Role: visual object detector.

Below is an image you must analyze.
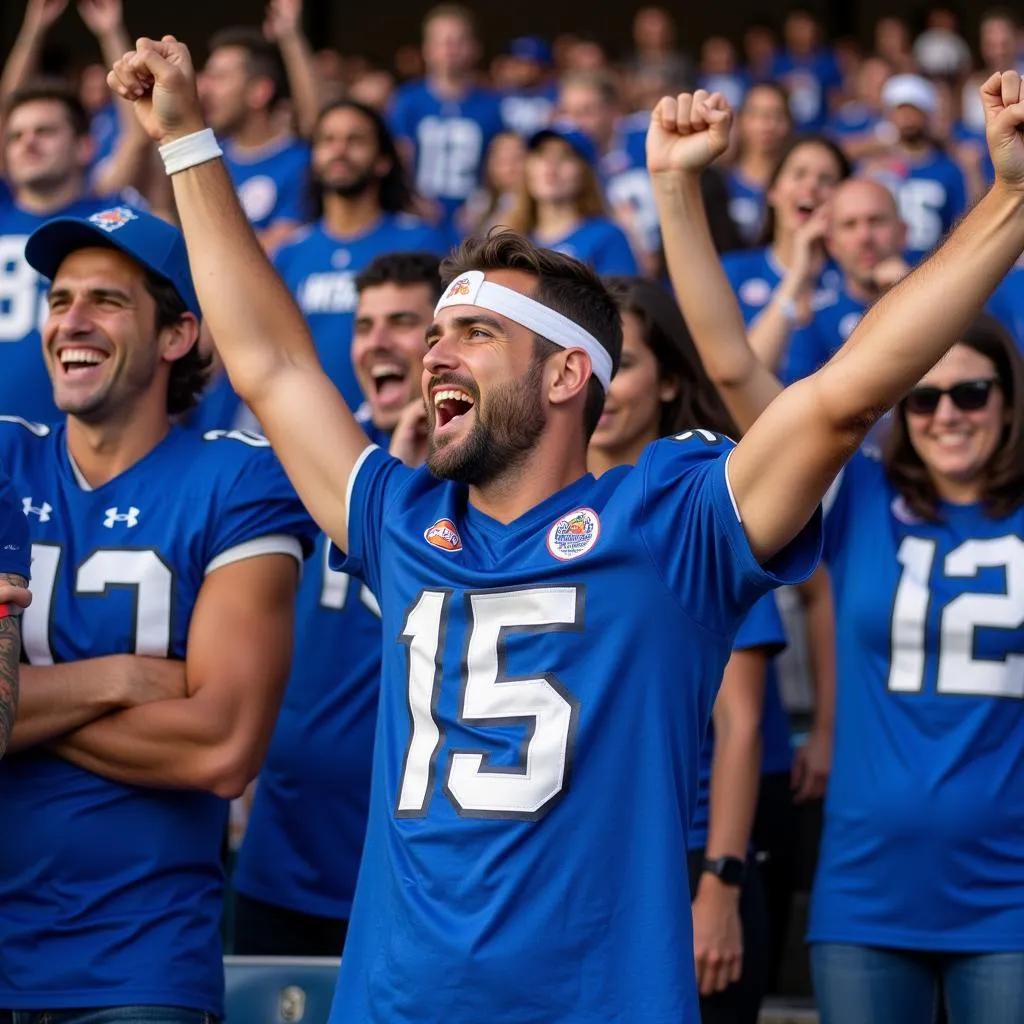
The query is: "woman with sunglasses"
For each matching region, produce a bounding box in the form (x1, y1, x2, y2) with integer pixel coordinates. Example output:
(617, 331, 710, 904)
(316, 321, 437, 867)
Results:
(587, 276, 808, 1024)
(652, 88, 1024, 1024)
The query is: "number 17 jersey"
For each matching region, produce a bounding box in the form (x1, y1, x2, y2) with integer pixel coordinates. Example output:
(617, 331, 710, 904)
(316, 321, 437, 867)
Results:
(329, 435, 821, 1023)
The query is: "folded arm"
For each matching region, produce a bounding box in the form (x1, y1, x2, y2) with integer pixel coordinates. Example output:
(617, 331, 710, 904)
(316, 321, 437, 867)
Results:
(51, 553, 298, 799)
(0, 572, 28, 757)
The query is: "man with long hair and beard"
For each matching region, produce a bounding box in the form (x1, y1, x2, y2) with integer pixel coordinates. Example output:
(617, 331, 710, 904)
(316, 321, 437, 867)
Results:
(111, 35, 1024, 1024)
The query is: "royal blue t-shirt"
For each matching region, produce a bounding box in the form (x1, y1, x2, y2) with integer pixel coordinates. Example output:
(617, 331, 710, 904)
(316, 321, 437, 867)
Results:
(222, 135, 310, 232)
(722, 246, 842, 326)
(782, 289, 868, 384)
(985, 262, 1024, 350)
(690, 592, 787, 850)
(724, 167, 767, 246)
(535, 216, 639, 277)
(808, 450, 1024, 951)
(0, 193, 141, 424)
(389, 80, 504, 228)
(234, 416, 390, 921)
(771, 50, 842, 131)
(326, 432, 821, 1022)
(268, 215, 450, 411)
(500, 85, 557, 138)
(0, 419, 314, 1013)
(865, 152, 967, 262)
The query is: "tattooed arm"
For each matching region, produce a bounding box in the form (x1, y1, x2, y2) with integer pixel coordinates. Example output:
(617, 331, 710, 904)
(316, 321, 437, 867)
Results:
(0, 572, 30, 758)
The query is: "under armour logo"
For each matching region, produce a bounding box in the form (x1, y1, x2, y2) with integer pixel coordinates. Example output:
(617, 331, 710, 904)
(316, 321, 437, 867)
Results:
(103, 506, 140, 529)
(23, 497, 52, 522)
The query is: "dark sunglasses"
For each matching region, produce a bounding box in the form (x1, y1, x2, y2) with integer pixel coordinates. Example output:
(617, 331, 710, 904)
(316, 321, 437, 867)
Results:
(904, 378, 1000, 416)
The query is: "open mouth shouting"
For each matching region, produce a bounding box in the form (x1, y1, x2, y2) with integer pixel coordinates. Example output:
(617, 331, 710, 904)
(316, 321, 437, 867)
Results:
(368, 358, 411, 410)
(432, 385, 477, 438)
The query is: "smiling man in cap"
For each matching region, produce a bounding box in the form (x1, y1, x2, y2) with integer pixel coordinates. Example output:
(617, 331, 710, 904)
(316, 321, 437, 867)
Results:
(0, 204, 314, 1020)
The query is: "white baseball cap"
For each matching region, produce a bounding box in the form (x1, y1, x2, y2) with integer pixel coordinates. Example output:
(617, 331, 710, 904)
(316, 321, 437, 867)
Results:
(881, 74, 938, 116)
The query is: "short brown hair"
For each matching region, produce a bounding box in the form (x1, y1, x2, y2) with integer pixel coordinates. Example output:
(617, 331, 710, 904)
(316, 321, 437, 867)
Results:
(440, 230, 623, 440)
(3, 82, 90, 138)
(207, 27, 288, 107)
(883, 314, 1024, 521)
(142, 272, 211, 416)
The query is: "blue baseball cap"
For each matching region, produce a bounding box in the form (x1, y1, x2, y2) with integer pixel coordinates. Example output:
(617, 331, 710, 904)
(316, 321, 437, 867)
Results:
(25, 206, 202, 319)
(528, 123, 598, 167)
(509, 36, 552, 67)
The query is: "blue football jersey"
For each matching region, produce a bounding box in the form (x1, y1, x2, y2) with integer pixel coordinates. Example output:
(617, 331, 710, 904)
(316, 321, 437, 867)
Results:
(722, 246, 841, 325)
(690, 592, 787, 851)
(327, 433, 821, 1022)
(0, 419, 315, 1012)
(269, 215, 450, 411)
(233, 416, 390, 920)
(602, 112, 660, 256)
(88, 103, 120, 184)
(985, 262, 1024, 350)
(0, 460, 29, 579)
(866, 152, 967, 262)
(782, 289, 868, 384)
(222, 135, 310, 232)
(724, 167, 767, 246)
(808, 450, 1024, 950)
(536, 216, 639, 277)
(770, 50, 842, 131)
(0, 193, 140, 424)
(826, 103, 880, 140)
(500, 85, 557, 138)
(388, 81, 505, 225)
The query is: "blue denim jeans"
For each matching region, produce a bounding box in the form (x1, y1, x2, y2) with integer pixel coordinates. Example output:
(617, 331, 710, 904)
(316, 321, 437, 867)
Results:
(812, 943, 1024, 1024)
(0, 1008, 216, 1024)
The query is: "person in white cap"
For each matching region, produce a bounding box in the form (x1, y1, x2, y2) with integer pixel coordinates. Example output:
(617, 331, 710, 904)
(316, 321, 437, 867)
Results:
(109, 35, 1024, 1024)
(865, 72, 967, 262)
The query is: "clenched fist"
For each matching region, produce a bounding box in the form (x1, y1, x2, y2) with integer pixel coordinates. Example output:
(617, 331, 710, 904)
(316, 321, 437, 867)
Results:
(982, 70, 1024, 194)
(647, 90, 733, 178)
(106, 36, 206, 145)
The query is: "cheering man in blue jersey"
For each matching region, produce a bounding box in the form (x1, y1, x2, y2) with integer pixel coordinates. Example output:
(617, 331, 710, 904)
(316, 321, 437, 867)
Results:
(0, 206, 315, 1019)
(110, 35, 1024, 1023)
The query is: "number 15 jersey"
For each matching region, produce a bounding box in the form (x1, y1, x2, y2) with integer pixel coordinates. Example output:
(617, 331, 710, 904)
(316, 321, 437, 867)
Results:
(329, 434, 821, 1024)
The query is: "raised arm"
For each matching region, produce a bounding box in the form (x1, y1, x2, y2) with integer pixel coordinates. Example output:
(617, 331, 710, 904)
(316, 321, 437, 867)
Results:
(106, 38, 370, 550)
(77, 0, 152, 196)
(649, 95, 783, 434)
(51, 553, 298, 798)
(658, 80, 1024, 561)
(264, 0, 320, 140)
(0, 0, 67, 108)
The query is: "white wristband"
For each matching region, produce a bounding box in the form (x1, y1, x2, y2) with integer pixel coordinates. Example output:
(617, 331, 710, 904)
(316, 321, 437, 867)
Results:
(159, 128, 223, 176)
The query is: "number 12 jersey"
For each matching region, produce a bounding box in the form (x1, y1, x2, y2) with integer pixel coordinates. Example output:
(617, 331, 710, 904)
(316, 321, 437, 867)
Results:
(329, 434, 821, 1023)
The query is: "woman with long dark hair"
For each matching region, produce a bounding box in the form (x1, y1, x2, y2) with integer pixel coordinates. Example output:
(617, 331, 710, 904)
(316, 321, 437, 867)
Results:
(655, 88, 1024, 1024)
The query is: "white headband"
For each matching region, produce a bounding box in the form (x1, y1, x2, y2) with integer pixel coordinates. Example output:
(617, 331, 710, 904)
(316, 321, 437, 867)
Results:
(434, 270, 613, 390)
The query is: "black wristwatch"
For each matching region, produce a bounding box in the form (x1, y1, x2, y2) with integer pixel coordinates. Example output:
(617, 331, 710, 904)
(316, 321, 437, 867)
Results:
(702, 856, 747, 887)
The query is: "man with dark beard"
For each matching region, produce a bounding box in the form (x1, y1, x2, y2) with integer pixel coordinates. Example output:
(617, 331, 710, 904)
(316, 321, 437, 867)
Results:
(110, 38, 1024, 1022)
(271, 100, 449, 411)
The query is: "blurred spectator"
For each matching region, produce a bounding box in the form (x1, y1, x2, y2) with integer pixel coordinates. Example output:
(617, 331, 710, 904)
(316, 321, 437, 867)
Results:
(913, 21, 971, 81)
(697, 36, 751, 111)
(198, 25, 314, 250)
(961, 9, 1024, 136)
(387, 4, 503, 232)
(557, 70, 621, 162)
(770, 7, 842, 132)
(827, 55, 890, 159)
(721, 134, 849, 325)
(832, 35, 863, 92)
(393, 44, 424, 82)
(627, 7, 693, 90)
(864, 74, 967, 262)
(506, 126, 638, 275)
(725, 82, 793, 245)
(459, 131, 525, 236)
(312, 47, 346, 96)
(873, 16, 917, 74)
(498, 37, 557, 139)
(562, 36, 610, 74)
(269, 100, 448, 412)
(348, 69, 396, 113)
(766, 178, 910, 383)
(742, 19, 778, 82)
(0, 83, 143, 422)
